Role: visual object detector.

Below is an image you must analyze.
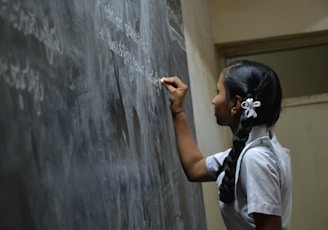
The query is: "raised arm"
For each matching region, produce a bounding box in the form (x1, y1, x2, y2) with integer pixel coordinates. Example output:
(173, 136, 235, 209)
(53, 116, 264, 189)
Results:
(161, 77, 215, 182)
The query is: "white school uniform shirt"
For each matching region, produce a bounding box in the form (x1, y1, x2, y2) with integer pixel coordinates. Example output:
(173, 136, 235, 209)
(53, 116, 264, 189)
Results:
(206, 125, 292, 230)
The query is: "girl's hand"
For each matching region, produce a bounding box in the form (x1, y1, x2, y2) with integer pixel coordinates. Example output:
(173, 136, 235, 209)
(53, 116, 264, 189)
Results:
(161, 76, 188, 113)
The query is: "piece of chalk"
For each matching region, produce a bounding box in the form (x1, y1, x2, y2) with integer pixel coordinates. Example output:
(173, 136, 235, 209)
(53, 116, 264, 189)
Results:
(160, 78, 165, 83)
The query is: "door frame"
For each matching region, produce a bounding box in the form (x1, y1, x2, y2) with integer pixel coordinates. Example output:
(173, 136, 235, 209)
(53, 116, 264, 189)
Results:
(215, 30, 328, 73)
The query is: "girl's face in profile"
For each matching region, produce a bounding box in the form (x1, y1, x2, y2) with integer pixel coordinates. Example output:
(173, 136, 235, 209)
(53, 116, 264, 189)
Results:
(212, 73, 231, 126)
(212, 73, 240, 131)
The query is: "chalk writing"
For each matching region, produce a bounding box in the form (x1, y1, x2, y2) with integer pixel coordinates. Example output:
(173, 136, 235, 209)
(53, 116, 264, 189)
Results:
(0, 0, 63, 65)
(103, 3, 150, 54)
(103, 3, 124, 32)
(125, 22, 150, 54)
(0, 56, 44, 115)
(101, 32, 162, 94)
(99, 2, 163, 94)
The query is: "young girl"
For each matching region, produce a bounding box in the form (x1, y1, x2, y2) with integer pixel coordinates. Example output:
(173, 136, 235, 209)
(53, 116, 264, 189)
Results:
(161, 60, 292, 230)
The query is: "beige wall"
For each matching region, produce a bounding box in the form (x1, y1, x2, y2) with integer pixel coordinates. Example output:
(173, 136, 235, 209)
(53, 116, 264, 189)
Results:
(274, 96, 328, 230)
(181, 1, 230, 229)
(210, 0, 328, 43)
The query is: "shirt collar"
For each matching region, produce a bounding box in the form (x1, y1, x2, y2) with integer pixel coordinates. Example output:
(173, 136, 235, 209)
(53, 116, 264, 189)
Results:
(246, 125, 270, 144)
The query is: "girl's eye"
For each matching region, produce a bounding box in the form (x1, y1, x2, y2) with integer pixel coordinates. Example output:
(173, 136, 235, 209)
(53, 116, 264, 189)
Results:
(215, 89, 219, 95)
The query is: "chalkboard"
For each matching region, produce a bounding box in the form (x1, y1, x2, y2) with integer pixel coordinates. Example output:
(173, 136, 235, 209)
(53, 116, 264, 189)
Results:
(0, 0, 207, 229)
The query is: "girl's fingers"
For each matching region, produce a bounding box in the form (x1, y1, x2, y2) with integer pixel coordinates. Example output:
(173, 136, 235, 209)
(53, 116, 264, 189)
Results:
(161, 76, 187, 92)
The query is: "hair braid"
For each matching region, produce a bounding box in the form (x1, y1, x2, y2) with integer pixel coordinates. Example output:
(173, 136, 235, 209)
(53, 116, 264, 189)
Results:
(219, 112, 253, 203)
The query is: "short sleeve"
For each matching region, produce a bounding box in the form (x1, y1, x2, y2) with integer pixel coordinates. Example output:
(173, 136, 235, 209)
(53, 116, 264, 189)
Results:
(239, 146, 282, 216)
(206, 149, 230, 178)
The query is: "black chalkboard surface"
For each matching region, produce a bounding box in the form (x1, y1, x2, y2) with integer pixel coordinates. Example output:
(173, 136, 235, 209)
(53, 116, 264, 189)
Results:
(0, 0, 207, 229)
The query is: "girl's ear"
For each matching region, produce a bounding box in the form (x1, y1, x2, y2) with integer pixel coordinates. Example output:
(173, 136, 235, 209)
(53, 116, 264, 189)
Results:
(230, 95, 242, 116)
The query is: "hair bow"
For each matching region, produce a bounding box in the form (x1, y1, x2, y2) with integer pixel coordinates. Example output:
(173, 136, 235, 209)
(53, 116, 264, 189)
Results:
(241, 98, 261, 118)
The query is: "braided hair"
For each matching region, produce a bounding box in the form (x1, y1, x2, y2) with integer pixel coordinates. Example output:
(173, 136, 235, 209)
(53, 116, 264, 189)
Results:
(218, 60, 282, 203)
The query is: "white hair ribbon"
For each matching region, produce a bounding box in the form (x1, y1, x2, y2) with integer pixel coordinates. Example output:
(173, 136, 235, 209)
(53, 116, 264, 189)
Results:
(241, 98, 261, 118)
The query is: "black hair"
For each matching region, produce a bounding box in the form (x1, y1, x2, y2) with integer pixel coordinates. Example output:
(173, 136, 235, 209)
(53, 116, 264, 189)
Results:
(218, 60, 282, 203)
